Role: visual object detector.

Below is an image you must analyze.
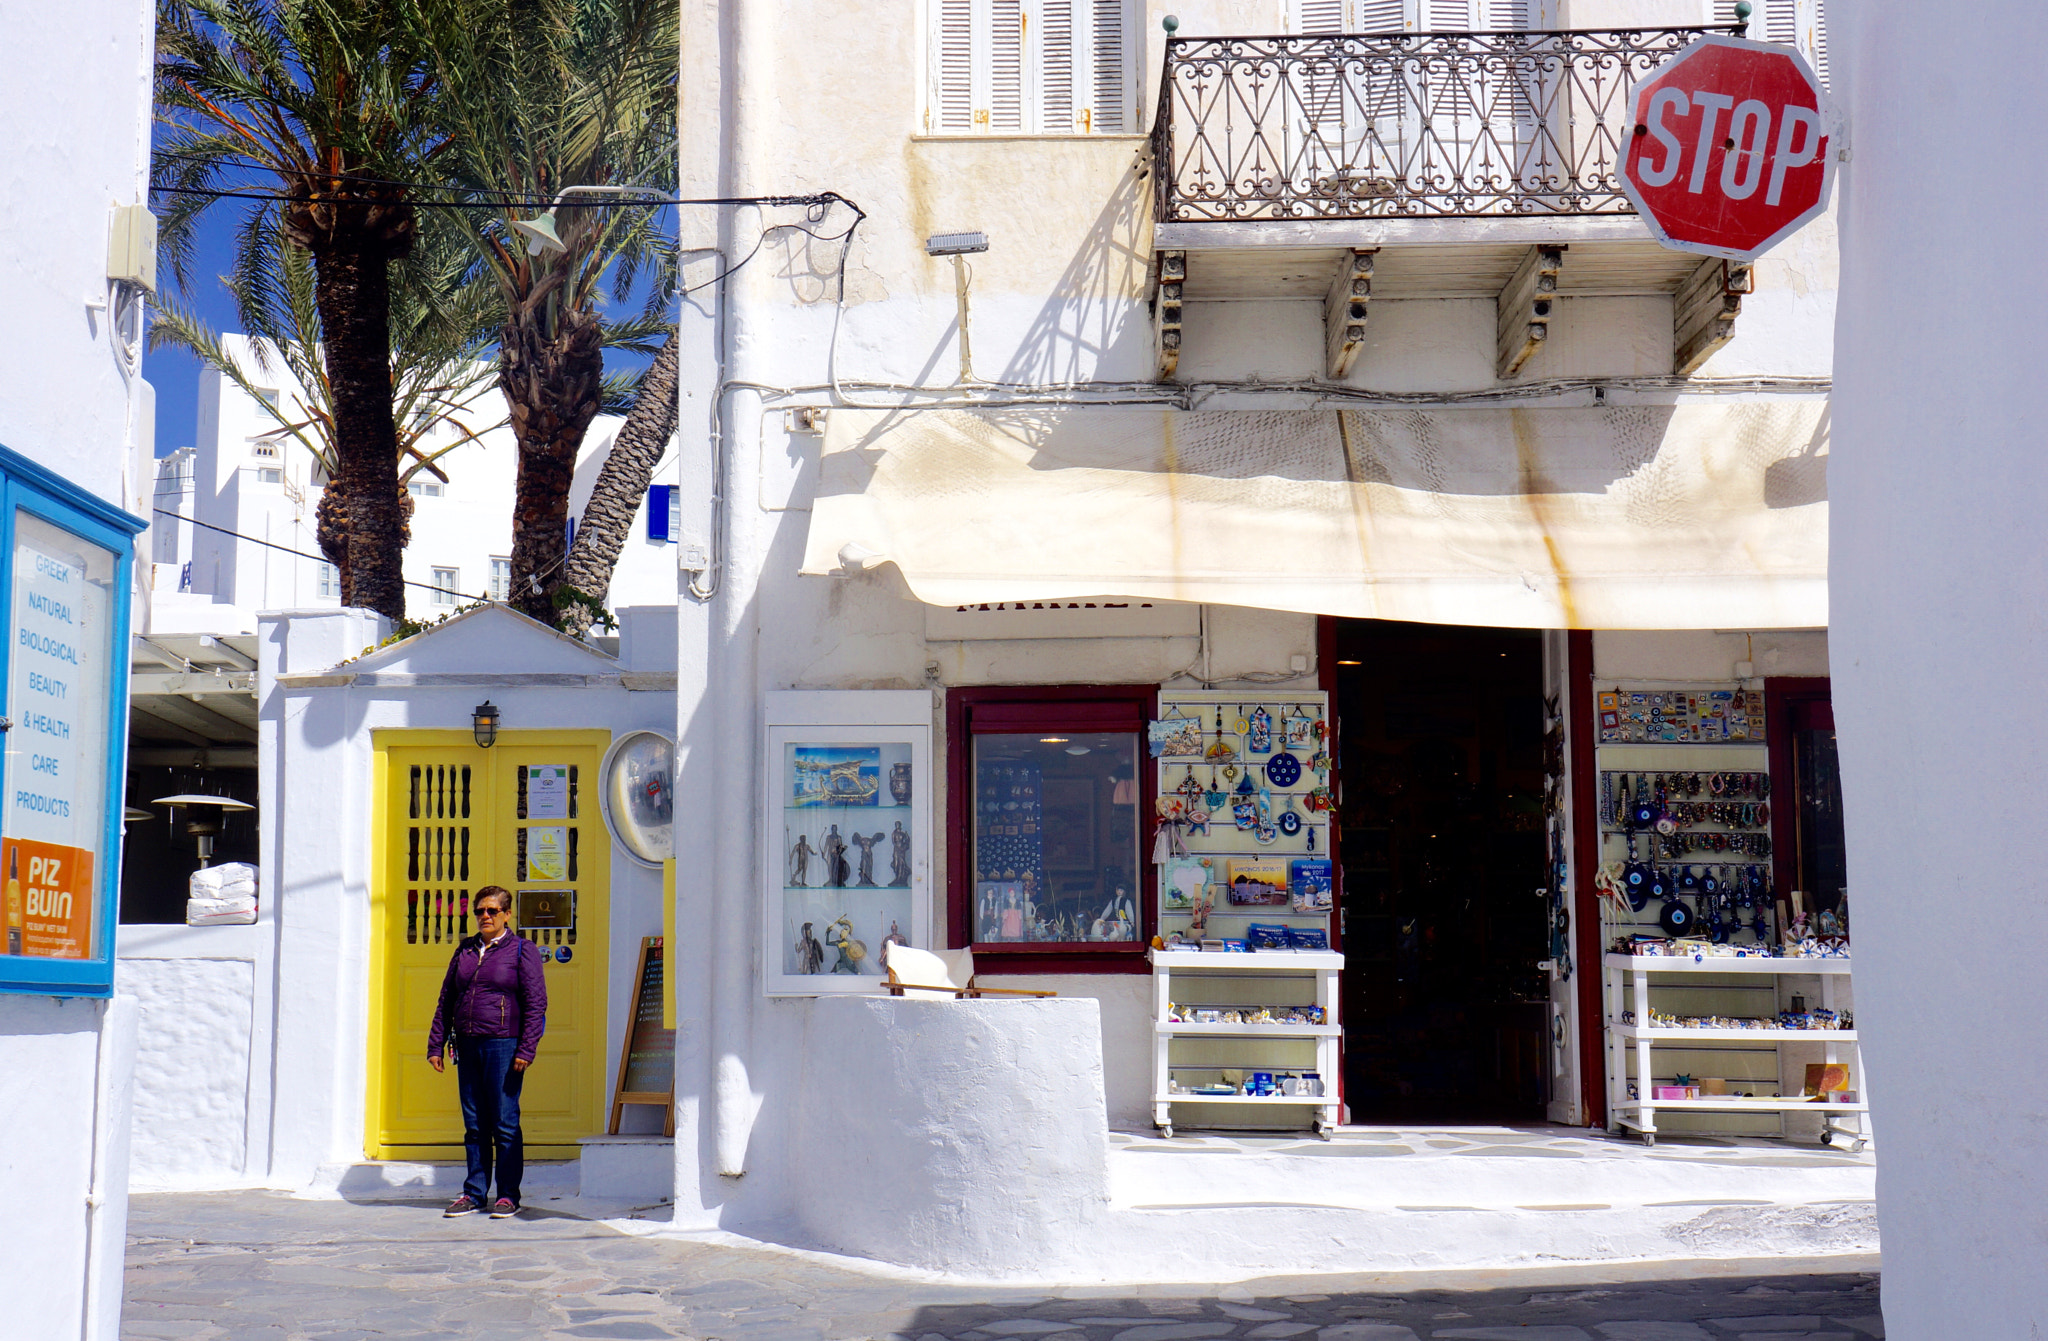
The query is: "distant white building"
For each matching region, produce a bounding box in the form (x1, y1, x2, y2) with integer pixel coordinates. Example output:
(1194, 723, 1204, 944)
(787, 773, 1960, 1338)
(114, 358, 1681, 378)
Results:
(149, 334, 681, 635)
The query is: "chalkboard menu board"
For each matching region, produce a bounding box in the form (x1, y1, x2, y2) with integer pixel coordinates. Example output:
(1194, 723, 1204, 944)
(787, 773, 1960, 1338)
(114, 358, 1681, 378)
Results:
(609, 937, 675, 1134)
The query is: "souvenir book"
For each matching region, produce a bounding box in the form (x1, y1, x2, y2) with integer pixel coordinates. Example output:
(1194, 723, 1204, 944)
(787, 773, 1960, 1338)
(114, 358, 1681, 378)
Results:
(1289, 858, 1333, 913)
(1226, 858, 1289, 906)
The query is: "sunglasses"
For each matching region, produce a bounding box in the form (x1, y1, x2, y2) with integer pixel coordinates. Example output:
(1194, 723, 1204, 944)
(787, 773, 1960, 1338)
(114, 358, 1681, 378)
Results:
(476, 906, 508, 918)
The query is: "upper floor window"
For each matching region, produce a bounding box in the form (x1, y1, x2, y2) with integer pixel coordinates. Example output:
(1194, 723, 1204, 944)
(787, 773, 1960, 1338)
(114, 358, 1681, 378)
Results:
(1717, 0, 1827, 84)
(316, 561, 339, 600)
(1289, 0, 1527, 32)
(488, 557, 511, 603)
(408, 479, 443, 498)
(431, 567, 460, 606)
(927, 0, 1134, 135)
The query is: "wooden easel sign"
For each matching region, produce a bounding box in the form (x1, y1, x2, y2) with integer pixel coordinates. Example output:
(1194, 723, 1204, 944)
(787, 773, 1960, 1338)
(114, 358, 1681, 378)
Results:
(609, 936, 676, 1135)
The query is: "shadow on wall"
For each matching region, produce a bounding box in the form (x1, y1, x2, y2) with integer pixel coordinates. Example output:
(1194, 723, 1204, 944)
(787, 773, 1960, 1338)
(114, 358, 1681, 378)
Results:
(994, 163, 1152, 385)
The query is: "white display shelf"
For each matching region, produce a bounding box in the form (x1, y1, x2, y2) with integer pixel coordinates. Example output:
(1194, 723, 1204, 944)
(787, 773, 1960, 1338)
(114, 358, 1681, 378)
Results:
(1612, 1024, 1857, 1042)
(1153, 1092, 1332, 1106)
(1155, 1022, 1342, 1038)
(1603, 952, 1852, 975)
(1150, 948, 1345, 971)
(1605, 950, 1867, 1151)
(1150, 946, 1342, 1139)
(1612, 1096, 1868, 1114)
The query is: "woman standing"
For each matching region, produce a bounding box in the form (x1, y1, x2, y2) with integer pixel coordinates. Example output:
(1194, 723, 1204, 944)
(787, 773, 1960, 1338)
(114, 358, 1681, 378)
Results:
(427, 886, 546, 1219)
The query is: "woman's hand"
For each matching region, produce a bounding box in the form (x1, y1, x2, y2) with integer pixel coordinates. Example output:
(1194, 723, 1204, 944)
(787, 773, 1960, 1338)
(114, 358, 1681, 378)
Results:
(512, 1057, 530, 1073)
(428, 1054, 445, 1072)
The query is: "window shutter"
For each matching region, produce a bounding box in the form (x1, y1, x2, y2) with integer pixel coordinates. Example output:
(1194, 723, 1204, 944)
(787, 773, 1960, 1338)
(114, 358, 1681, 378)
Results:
(1090, 0, 1128, 131)
(990, 0, 1024, 131)
(1482, 0, 1529, 28)
(1291, 0, 1349, 33)
(1426, 0, 1478, 28)
(1355, 0, 1408, 30)
(1763, 0, 1796, 46)
(1037, 0, 1076, 132)
(1803, 0, 1829, 86)
(935, 0, 974, 132)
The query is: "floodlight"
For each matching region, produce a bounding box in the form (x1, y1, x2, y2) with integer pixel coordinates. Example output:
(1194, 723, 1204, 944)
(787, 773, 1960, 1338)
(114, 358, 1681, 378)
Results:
(925, 232, 989, 256)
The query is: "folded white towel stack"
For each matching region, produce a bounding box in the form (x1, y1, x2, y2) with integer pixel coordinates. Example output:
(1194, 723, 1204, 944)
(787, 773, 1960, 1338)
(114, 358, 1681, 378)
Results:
(188, 862, 259, 924)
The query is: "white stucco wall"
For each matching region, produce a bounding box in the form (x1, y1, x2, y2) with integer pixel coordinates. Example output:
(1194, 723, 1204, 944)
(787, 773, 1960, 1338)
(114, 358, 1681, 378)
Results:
(118, 951, 258, 1188)
(1829, 2, 2045, 1335)
(0, 0, 153, 1335)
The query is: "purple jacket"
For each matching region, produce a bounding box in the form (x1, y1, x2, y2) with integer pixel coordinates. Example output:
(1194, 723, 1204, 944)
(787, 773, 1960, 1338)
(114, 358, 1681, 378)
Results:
(427, 933, 547, 1063)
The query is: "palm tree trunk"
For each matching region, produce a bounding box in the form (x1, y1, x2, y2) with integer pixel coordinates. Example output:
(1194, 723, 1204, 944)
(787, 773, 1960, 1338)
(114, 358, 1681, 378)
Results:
(290, 191, 414, 623)
(502, 307, 605, 624)
(558, 327, 680, 631)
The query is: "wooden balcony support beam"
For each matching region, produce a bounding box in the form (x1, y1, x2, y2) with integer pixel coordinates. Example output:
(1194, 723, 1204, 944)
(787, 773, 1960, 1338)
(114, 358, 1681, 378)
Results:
(1673, 257, 1754, 375)
(1324, 248, 1377, 379)
(1154, 249, 1186, 380)
(1496, 245, 1565, 379)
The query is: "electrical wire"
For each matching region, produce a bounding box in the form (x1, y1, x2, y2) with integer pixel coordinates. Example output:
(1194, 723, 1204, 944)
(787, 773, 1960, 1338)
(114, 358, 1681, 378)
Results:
(148, 179, 853, 214)
(152, 508, 490, 603)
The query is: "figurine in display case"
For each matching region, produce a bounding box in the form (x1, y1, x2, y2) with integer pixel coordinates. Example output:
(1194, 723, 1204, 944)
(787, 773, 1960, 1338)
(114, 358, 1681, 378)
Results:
(821, 824, 850, 887)
(880, 919, 908, 970)
(825, 914, 867, 974)
(794, 921, 825, 974)
(849, 830, 883, 887)
(888, 821, 912, 887)
(788, 833, 817, 888)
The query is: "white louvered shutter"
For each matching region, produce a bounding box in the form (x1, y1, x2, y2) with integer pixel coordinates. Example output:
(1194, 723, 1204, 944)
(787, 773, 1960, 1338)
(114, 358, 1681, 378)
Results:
(989, 0, 1024, 130)
(1036, 0, 1076, 132)
(933, 0, 974, 132)
(1426, 0, 1479, 28)
(1807, 0, 1828, 86)
(1088, 0, 1130, 132)
(1482, 0, 1529, 27)
(1355, 0, 1408, 29)
(1289, 0, 1349, 32)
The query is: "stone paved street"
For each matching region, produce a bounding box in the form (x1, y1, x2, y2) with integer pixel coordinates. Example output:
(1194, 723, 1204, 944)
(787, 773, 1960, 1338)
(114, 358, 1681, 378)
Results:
(122, 1192, 1884, 1341)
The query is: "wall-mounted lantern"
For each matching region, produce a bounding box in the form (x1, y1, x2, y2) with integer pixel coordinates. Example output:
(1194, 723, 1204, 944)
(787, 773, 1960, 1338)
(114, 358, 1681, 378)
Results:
(472, 700, 501, 748)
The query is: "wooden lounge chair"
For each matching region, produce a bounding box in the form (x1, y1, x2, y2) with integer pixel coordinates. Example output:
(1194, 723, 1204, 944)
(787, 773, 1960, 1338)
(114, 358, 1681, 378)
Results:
(883, 945, 1056, 999)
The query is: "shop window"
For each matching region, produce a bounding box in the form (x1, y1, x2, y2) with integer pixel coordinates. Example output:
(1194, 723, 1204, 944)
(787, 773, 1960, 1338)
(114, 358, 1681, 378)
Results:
(946, 686, 1154, 972)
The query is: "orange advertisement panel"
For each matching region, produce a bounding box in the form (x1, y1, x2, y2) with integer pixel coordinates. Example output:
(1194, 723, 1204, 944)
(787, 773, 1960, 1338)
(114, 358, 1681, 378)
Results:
(1, 837, 96, 959)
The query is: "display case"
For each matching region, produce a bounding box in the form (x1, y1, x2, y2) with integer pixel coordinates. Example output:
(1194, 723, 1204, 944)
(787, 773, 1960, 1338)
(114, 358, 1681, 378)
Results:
(762, 691, 934, 996)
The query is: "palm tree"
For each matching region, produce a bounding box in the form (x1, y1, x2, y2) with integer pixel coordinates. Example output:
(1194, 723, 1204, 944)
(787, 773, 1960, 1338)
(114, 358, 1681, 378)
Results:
(409, 0, 677, 624)
(154, 0, 441, 620)
(557, 327, 679, 629)
(149, 209, 507, 568)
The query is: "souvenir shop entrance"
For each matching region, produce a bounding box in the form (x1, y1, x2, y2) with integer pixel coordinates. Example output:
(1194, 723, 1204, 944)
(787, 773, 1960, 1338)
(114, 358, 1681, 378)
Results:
(1331, 620, 1551, 1124)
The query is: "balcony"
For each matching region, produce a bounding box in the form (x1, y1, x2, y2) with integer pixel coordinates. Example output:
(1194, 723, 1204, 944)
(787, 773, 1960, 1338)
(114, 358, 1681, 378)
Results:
(1146, 26, 1757, 380)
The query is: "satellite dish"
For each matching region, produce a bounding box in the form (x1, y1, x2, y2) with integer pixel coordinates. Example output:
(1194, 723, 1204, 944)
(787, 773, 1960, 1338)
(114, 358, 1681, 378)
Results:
(599, 730, 673, 867)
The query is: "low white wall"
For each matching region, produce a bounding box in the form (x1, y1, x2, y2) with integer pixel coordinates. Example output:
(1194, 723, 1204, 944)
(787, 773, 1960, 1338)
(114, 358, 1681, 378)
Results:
(788, 996, 1111, 1275)
(119, 956, 255, 1187)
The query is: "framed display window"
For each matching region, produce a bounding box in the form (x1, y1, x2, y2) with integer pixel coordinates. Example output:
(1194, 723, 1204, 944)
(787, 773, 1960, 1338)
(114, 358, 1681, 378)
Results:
(762, 691, 934, 996)
(0, 442, 145, 998)
(946, 686, 1156, 974)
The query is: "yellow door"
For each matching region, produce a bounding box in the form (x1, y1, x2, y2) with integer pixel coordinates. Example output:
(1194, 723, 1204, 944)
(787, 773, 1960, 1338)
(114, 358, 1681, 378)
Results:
(368, 729, 611, 1160)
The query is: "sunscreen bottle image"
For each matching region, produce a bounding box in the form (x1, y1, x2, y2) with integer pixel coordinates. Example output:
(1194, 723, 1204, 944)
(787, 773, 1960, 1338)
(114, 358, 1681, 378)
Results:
(5, 846, 22, 955)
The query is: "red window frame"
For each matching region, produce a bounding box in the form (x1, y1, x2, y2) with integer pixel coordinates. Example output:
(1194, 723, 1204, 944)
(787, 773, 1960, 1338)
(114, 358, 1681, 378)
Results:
(946, 685, 1158, 975)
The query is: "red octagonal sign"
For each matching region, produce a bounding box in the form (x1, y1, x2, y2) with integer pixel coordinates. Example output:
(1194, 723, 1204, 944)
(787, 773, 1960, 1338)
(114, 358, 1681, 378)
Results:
(1619, 35, 1834, 262)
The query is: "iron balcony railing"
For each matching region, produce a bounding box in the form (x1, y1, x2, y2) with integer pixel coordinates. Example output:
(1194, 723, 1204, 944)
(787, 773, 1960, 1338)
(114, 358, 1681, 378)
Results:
(1151, 25, 1741, 223)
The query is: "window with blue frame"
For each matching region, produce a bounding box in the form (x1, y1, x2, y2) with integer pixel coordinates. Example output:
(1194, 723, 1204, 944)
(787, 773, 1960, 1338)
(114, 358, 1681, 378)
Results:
(0, 442, 144, 997)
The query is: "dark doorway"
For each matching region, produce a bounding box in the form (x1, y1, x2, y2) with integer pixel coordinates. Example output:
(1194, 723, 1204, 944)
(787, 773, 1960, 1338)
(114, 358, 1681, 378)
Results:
(1332, 620, 1549, 1124)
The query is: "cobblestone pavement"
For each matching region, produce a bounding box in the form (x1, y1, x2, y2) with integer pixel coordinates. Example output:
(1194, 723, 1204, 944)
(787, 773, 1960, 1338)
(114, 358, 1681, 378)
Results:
(123, 1191, 1883, 1341)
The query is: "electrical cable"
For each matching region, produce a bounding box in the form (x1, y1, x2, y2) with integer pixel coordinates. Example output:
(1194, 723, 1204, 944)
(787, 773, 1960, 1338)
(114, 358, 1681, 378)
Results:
(148, 179, 853, 214)
(152, 507, 490, 602)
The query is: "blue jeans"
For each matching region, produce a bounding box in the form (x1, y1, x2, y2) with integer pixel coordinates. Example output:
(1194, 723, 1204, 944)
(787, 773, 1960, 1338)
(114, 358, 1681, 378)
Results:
(455, 1037, 524, 1204)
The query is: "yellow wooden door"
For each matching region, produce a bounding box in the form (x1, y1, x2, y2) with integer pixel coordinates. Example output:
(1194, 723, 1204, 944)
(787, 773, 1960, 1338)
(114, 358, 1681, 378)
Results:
(368, 729, 611, 1160)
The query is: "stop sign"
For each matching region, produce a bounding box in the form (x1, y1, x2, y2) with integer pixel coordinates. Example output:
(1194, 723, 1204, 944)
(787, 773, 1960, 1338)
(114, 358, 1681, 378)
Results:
(1618, 35, 1834, 261)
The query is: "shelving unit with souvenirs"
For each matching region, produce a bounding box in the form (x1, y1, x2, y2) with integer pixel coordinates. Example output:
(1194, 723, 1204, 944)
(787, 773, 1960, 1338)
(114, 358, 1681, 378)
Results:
(1593, 682, 1860, 1145)
(1146, 690, 1341, 1136)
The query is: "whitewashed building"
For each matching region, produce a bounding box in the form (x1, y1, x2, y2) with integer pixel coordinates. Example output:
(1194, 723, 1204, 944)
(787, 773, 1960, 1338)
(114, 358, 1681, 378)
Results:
(0, 2, 156, 1336)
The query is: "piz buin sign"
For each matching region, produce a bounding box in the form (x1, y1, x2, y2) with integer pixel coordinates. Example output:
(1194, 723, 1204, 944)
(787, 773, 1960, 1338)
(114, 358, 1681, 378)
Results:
(1619, 35, 1835, 262)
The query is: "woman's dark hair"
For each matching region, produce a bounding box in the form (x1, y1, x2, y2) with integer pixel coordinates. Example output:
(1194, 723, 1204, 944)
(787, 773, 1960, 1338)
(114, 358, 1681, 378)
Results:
(474, 885, 513, 915)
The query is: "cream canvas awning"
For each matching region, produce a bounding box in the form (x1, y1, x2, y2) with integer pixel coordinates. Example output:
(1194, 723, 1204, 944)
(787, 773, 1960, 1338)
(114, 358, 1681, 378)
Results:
(800, 402, 1829, 629)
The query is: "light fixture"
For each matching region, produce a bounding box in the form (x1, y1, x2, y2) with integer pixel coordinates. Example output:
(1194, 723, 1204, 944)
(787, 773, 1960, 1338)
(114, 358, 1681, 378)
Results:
(1337, 659, 1362, 666)
(473, 700, 501, 748)
(151, 793, 254, 868)
(1064, 746, 1092, 756)
(926, 231, 989, 384)
(511, 185, 662, 257)
(1039, 737, 1070, 744)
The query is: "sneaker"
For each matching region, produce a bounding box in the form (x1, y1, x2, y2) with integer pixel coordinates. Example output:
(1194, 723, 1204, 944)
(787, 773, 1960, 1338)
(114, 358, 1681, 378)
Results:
(443, 1195, 481, 1218)
(489, 1198, 519, 1219)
